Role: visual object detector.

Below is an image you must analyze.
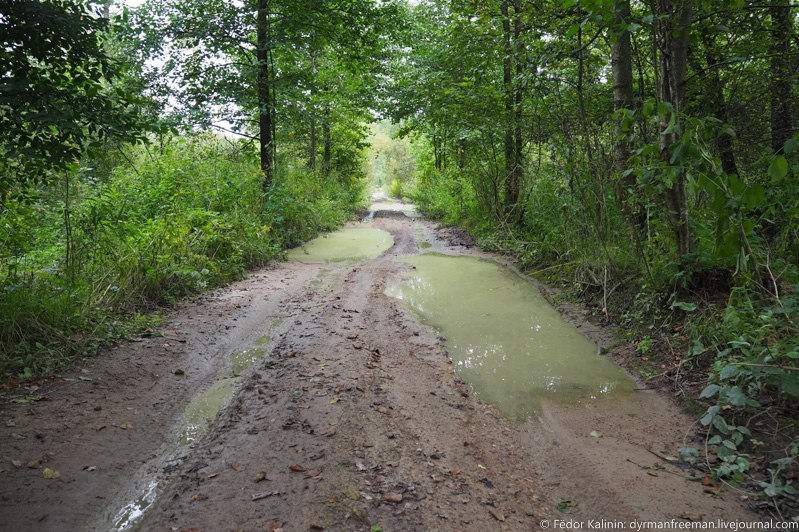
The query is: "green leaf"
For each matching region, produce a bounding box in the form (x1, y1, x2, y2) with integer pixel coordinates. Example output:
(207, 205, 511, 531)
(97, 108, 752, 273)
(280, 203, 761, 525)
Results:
(722, 386, 748, 407)
(768, 156, 788, 182)
(700, 405, 720, 426)
(678, 447, 699, 464)
(671, 301, 697, 312)
(699, 384, 720, 399)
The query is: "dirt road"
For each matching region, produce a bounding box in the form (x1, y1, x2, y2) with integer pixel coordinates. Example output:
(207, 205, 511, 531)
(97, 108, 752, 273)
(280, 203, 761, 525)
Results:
(0, 203, 757, 531)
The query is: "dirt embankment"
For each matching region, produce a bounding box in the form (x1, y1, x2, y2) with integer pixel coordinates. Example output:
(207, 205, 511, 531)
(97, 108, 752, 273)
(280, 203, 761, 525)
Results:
(0, 211, 758, 531)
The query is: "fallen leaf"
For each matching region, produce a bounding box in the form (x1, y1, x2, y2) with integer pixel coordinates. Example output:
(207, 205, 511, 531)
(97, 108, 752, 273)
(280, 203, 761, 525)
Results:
(119, 422, 132, 430)
(330, 397, 340, 404)
(252, 491, 281, 501)
(254, 471, 267, 482)
(264, 519, 283, 531)
(289, 464, 305, 473)
(191, 494, 208, 502)
(383, 493, 403, 503)
(42, 468, 60, 480)
(231, 463, 245, 472)
(589, 430, 603, 439)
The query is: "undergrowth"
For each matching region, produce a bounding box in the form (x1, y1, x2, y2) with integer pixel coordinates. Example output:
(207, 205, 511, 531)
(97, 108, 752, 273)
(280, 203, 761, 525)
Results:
(410, 160, 798, 515)
(0, 135, 364, 380)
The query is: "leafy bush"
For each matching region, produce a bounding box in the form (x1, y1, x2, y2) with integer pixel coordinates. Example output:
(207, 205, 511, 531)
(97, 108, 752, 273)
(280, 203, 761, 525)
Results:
(0, 135, 363, 379)
(388, 178, 403, 199)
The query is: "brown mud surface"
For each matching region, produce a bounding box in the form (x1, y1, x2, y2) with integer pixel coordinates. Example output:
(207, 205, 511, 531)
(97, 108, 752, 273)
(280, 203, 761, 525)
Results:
(0, 202, 759, 531)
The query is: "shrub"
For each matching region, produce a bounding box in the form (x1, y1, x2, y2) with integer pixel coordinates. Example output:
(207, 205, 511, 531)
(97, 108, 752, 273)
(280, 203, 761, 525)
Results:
(0, 135, 363, 379)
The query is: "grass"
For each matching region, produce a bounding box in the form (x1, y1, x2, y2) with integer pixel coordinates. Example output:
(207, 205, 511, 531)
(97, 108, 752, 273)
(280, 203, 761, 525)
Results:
(0, 135, 365, 382)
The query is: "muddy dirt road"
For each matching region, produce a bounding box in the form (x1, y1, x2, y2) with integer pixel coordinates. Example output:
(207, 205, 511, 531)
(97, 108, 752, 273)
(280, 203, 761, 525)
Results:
(1, 201, 758, 531)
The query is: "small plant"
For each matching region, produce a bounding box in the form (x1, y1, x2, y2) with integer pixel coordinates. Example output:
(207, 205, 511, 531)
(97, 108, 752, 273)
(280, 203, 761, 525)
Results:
(636, 336, 653, 354)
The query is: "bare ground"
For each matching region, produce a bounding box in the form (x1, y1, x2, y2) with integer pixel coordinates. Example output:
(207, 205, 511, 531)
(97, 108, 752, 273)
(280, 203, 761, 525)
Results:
(0, 209, 760, 531)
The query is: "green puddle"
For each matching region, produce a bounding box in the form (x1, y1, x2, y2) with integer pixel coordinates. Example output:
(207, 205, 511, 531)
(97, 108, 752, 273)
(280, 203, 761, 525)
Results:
(229, 346, 267, 377)
(113, 330, 279, 530)
(287, 227, 394, 263)
(386, 253, 636, 419)
(177, 377, 238, 445)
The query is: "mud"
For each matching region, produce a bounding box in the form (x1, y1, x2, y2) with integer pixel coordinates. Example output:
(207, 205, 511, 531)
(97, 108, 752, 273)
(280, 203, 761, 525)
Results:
(0, 201, 761, 531)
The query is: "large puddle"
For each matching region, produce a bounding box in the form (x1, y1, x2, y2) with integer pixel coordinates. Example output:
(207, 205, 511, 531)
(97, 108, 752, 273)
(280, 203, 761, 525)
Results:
(386, 253, 635, 419)
(287, 227, 393, 263)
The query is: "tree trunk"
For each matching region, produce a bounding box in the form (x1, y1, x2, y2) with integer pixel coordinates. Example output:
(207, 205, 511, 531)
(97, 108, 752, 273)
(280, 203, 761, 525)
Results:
(308, 117, 317, 171)
(256, 0, 273, 189)
(657, 0, 693, 257)
(612, 0, 646, 232)
(611, 0, 634, 172)
(322, 105, 332, 177)
(501, 0, 517, 211)
(433, 135, 442, 171)
(769, 2, 793, 154)
(698, 30, 738, 175)
(308, 50, 317, 171)
(511, 0, 524, 222)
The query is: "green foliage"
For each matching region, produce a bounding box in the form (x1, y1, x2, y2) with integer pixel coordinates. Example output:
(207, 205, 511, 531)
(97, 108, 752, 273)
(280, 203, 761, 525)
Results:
(394, 0, 799, 509)
(0, 136, 362, 380)
(389, 178, 403, 199)
(0, 0, 153, 197)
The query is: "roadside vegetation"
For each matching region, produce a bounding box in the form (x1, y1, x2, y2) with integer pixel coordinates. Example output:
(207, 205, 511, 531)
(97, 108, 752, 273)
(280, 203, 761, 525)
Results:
(0, 0, 395, 380)
(2, 0, 796, 517)
(385, 0, 798, 514)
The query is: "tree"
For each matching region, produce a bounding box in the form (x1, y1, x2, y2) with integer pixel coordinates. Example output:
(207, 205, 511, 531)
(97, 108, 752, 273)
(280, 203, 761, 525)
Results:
(769, 1, 794, 154)
(0, 0, 149, 200)
(656, 0, 694, 257)
(130, 0, 395, 190)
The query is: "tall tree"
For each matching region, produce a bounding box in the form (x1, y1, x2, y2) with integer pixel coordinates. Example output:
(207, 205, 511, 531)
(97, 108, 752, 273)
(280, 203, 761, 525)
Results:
(769, 1, 794, 154)
(656, 0, 694, 257)
(256, 0, 274, 186)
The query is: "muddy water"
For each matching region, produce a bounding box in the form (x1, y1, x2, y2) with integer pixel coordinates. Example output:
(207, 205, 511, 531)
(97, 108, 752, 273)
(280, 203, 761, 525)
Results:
(287, 227, 394, 263)
(387, 253, 636, 419)
(111, 331, 280, 529)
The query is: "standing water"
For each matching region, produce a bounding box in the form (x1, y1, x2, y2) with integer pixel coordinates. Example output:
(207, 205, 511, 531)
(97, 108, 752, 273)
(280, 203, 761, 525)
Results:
(386, 253, 635, 419)
(287, 227, 393, 263)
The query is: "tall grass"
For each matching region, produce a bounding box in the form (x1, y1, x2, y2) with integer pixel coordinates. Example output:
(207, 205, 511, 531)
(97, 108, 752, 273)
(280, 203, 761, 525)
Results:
(0, 135, 364, 379)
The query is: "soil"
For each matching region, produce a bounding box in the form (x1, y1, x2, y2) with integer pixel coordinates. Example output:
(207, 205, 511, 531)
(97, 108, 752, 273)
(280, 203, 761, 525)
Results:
(0, 202, 761, 531)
